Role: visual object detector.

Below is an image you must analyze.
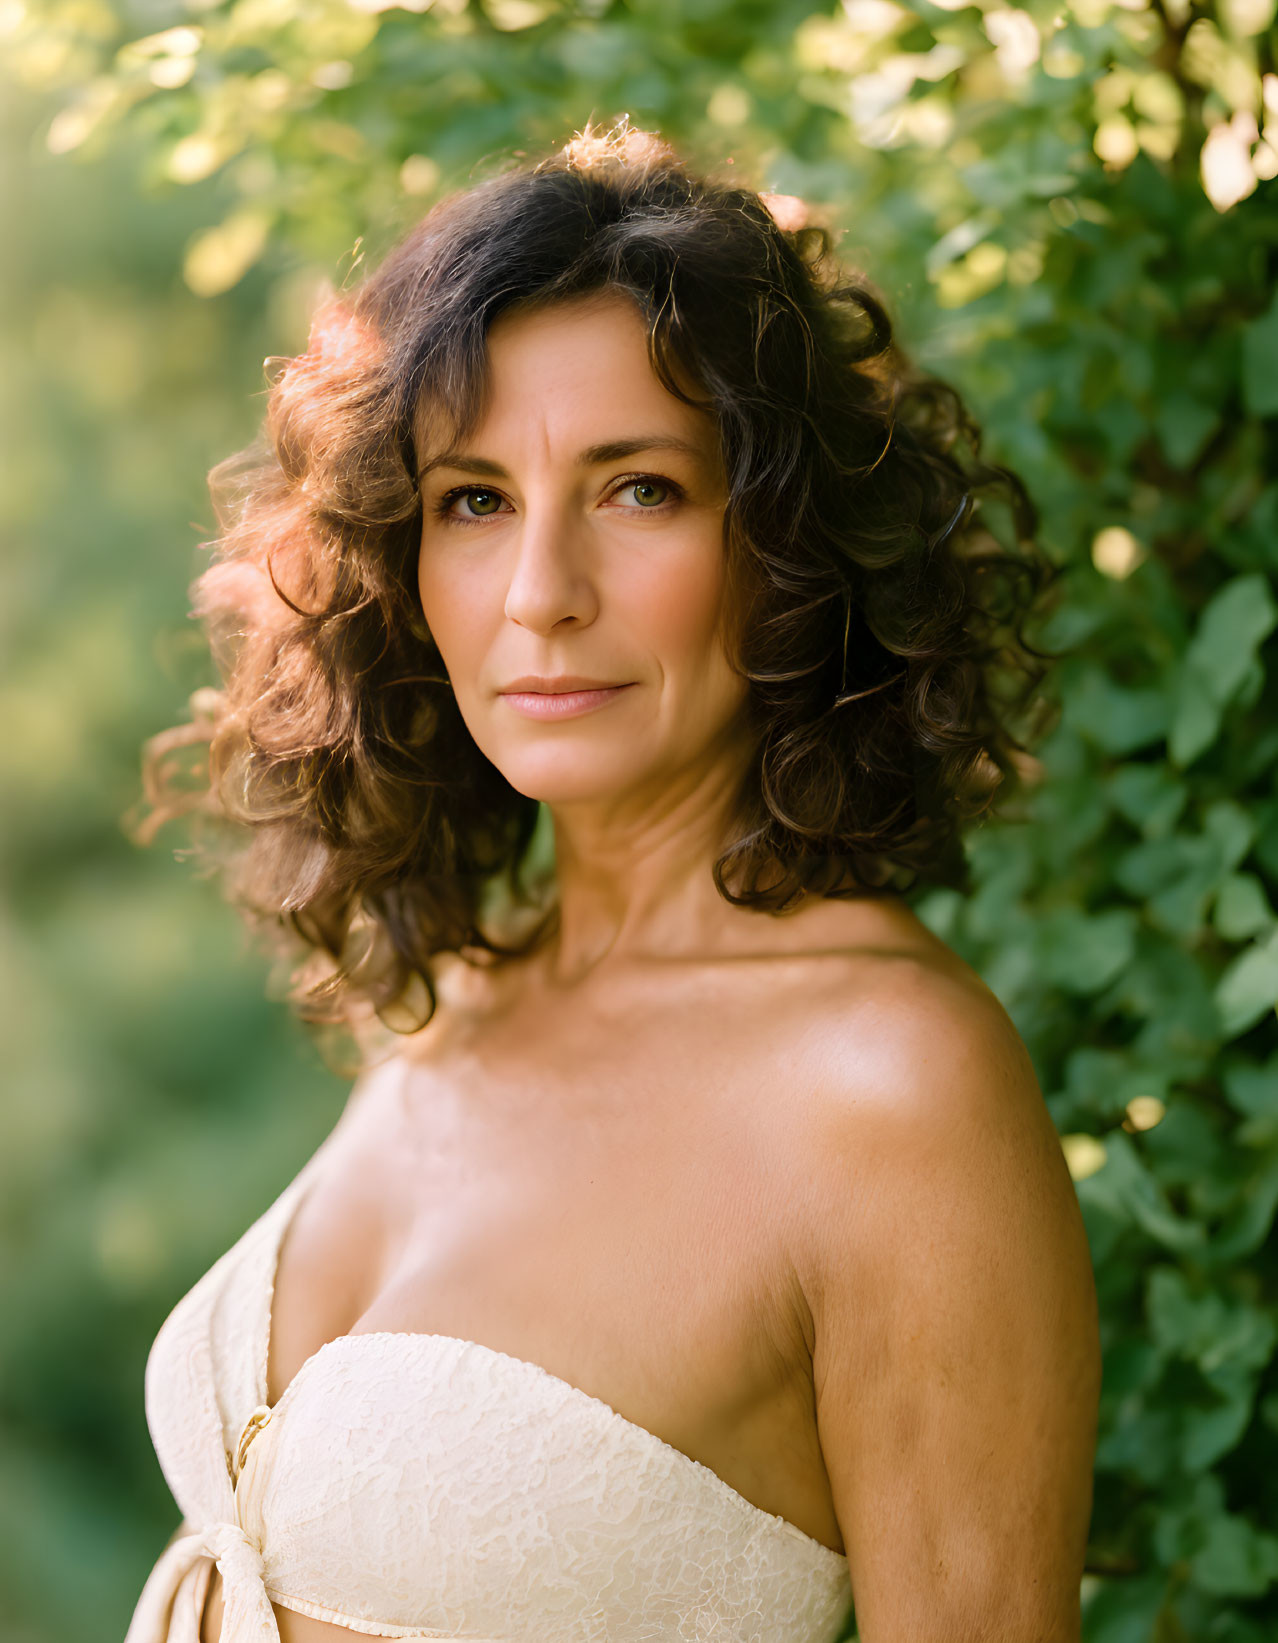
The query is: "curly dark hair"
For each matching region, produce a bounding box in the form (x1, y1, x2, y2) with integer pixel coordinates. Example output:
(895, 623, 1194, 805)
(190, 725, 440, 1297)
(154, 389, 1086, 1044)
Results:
(133, 117, 1056, 1037)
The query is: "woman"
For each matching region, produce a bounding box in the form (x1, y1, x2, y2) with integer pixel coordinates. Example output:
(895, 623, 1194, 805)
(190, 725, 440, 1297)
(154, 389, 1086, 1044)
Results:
(126, 118, 1100, 1643)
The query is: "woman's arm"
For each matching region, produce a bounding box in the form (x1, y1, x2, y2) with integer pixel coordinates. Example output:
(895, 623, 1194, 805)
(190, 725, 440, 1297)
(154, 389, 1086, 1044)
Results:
(798, 973, 1101, 1642)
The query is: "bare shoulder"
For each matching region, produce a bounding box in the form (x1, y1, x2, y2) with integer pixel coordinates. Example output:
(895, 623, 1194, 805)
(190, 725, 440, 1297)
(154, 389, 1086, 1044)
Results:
(776, 898, 1101, 1641)
(787, 922, 1090, 1349)
(768, 897, 1032, 1136)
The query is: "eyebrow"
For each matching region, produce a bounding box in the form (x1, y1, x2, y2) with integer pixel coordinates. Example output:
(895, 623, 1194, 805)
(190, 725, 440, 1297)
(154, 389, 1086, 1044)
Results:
(416, 434, 707, 484)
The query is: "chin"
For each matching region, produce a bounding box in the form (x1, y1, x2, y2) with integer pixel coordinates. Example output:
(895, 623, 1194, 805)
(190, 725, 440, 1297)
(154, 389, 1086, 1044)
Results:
(495, 751, 641, 806)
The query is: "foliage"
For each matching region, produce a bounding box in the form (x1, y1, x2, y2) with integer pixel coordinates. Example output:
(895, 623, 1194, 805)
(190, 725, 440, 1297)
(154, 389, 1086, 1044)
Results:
(1, 0, 1276, 1639)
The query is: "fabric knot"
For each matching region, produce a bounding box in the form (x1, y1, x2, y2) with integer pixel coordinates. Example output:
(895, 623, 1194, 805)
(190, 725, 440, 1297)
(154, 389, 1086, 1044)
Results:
(123, 1517, 279, 1643)
(202, 1519, 278, 1641)
(204, 1516, 265, 1579)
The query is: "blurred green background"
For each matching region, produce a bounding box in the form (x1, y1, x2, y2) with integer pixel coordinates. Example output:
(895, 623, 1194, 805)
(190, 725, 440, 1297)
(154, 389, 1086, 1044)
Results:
(2, 1, 1277, 1639)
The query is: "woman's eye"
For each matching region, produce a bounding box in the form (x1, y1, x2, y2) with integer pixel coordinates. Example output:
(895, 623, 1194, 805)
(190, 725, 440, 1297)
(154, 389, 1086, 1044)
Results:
(456, 488, 503, 517)
(615, 477, 677, 509)
(435, 487, 506, 523)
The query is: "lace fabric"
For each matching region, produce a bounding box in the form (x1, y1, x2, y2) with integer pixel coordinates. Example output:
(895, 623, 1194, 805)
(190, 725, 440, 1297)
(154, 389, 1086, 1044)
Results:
(126, 1142, 853, 1643)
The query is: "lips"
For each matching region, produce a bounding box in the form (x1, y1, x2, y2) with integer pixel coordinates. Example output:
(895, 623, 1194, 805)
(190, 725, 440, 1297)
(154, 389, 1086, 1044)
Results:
(499, 676, 628, 694)
(498, 683, 635, 720)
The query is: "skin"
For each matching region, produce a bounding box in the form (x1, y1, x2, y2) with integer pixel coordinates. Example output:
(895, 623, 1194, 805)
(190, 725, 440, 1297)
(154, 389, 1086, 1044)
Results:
(196, 290, 1100, 1643)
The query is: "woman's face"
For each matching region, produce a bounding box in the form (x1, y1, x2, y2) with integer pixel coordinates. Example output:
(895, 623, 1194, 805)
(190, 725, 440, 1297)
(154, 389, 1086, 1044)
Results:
(415, 291, 750, 810)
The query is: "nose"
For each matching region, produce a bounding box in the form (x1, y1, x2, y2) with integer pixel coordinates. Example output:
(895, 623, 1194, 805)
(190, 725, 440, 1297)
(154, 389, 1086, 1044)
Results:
(502, 487, 599, 635)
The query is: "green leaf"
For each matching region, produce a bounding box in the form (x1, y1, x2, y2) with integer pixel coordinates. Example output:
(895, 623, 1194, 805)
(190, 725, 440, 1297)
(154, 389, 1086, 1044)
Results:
(1215, 927, 1278, 1040)
(1169, 576, 1277, 767)
(1222, 1055, 1278, 1118)
(1064, 672, 1170, 756)
(1108, 763, 1187, 839)
(1155, 392, 1219, 469)
(1208, 1153, 1278, 1262)
(1115, 804, 1254, 937)
(1190, 1512, 1278, 1597)
(1214, 873, 1275, 942)
(1186, 574, 1278, 707)
(1035, 907, 1138, 994)
(1169, 669, 1221, 767)
(1079, 1573, 1174, 1643)
(1082, 1133, 1206, 1254)
(1153, 1473, 1226, 1564)
(1143, 1266, 1277, 1369)
(1241, 294, 1278, 418)
(1182, 1372, 1255, 1472)
(1146, 1266, 1204, 1353)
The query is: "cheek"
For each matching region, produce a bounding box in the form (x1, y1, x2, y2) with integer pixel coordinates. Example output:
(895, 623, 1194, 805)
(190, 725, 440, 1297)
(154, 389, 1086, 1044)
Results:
(633, 538, 731, 673)
(417, 551, 483, 668)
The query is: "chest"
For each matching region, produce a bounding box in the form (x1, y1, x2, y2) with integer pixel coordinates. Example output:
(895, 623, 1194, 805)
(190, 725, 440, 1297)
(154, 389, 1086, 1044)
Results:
(265, 1000, 827, 1532)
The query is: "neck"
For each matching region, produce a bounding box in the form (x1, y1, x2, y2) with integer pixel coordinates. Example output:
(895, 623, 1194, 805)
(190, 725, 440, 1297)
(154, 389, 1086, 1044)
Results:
(536, 729, 758, 989)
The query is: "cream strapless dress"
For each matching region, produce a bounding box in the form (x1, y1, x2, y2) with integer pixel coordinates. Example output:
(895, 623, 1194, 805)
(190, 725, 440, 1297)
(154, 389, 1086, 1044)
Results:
(124, 1138, 853, 1643)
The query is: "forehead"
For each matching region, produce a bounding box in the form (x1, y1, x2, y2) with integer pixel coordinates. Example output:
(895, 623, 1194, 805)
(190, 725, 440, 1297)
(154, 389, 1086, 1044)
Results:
(413, 290, 715, 459)
(485, 288, 648, 364)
